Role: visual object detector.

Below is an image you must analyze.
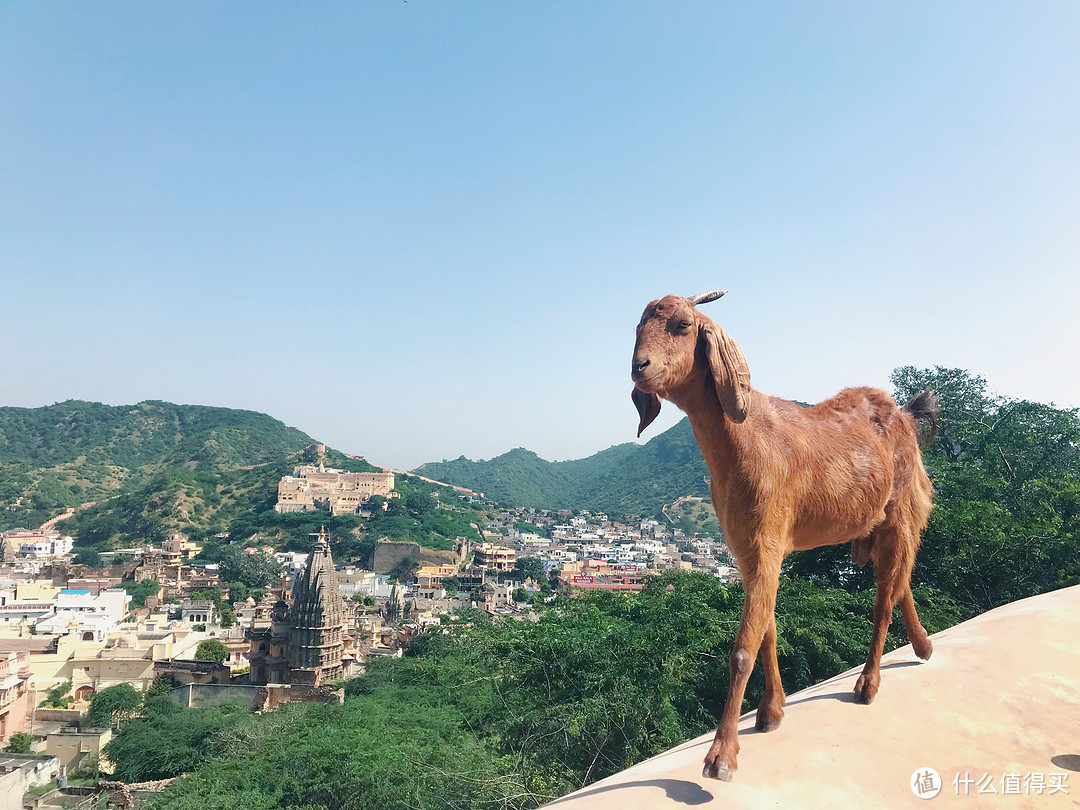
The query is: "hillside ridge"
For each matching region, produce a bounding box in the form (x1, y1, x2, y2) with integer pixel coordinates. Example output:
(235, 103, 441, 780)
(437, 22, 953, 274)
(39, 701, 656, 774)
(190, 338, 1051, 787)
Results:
(413, 417, 711, 517)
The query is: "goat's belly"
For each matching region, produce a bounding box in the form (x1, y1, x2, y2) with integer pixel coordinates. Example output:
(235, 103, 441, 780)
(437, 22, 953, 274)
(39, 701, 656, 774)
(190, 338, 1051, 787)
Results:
(791, 522, 870, 552)
(787, 455, 891, 551)
(790, 504, 887, 552)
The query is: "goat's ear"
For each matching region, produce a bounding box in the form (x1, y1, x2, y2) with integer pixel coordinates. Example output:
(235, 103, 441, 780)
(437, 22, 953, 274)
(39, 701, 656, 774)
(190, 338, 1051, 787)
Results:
(632, 388, 661, 437)
(700, 320, 752, 423)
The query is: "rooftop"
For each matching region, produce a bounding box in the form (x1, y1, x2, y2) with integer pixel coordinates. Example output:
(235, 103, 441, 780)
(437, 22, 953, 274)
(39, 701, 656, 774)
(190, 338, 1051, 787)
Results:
(545, 584, 1080, 809)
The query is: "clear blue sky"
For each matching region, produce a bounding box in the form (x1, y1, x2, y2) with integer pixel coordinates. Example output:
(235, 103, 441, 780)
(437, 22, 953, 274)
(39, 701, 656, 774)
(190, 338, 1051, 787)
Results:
(3, 3, 1078, 470)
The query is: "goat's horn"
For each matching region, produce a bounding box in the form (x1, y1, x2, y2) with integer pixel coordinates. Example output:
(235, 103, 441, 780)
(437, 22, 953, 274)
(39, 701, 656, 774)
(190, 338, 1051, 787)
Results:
(689, 289, 728, 305)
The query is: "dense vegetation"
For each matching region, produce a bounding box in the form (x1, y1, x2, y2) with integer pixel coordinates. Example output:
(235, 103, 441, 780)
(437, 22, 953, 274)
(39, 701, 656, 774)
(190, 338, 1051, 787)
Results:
(415, 419, 711, 518)
(104, 571, 961, 810)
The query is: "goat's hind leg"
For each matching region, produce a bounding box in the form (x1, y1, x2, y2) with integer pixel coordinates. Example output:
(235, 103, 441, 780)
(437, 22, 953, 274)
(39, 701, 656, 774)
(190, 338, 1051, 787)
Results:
(851, 527, 920, 704)
(854, 525, 908, 704)
(899, 587, 933, 660)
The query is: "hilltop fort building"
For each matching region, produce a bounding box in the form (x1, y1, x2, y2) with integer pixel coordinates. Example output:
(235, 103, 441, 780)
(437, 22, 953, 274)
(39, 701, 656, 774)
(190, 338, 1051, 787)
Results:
(274, 464, 394, 516)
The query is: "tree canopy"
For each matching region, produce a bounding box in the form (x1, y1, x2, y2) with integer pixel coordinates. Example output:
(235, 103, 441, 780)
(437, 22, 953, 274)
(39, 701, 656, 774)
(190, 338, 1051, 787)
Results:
(194, 639, 229, 663)
(87, 683, 142, 729)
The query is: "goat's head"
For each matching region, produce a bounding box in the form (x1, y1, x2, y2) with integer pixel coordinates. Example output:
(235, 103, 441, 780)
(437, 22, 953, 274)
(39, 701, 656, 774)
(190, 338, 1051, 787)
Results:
(631, 290, 751, 436)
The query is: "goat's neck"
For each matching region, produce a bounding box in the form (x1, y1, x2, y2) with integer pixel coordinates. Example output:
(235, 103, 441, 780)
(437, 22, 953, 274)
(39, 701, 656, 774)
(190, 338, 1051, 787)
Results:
(667, 377, 754, 494)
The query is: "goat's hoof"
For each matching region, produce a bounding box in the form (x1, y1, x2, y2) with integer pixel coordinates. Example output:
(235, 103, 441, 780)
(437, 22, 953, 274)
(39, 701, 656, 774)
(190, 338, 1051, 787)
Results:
(702, 760, 735, 782)
(913, 636, 933, 661)
(854, 673, 879, 704)
(702, 741, 737, 782)
(755, 706, 784, 732)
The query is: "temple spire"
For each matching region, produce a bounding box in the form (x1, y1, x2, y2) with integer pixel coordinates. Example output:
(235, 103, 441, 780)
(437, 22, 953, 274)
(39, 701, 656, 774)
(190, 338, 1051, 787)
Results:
(287, 526, 345, 683)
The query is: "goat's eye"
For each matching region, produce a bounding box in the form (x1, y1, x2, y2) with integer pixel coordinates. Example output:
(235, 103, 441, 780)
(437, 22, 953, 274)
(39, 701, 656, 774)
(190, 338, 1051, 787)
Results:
(677, 320, 692, 331)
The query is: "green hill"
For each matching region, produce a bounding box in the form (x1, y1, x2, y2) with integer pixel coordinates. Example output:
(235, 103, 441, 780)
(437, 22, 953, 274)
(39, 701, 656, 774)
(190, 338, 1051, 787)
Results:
(0, 400, 485, 560)
(414, 417, 711, 518)
(0, 400, 314, 470)
(0, 400, 316, 533)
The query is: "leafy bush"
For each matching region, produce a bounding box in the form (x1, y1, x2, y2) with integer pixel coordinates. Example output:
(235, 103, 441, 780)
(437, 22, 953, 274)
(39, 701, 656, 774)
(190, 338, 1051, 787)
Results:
(4, 731, 33, 753)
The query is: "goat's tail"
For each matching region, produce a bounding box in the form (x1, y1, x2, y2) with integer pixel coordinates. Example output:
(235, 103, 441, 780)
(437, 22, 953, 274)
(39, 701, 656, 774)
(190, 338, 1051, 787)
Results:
(902, 387, 939, 444)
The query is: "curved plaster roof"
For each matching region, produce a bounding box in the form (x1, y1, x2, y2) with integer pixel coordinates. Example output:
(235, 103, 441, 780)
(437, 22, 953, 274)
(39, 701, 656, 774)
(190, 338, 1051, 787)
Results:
(545, 585, 1080, 809)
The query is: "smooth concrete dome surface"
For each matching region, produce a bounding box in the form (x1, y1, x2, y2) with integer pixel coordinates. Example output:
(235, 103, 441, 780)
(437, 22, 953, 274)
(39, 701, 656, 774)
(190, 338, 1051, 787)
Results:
(544, 585, 1080, 810)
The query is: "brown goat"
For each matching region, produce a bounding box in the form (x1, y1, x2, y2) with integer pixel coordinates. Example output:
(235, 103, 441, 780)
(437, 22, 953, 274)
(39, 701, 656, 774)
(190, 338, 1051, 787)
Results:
(631, 291, 938, 782)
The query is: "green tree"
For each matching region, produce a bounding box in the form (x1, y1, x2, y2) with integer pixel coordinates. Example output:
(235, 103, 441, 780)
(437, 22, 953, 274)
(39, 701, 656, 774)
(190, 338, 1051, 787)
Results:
(147, 673, 183, 700)
(213, 546, 283, 589)
(119, 578, 160, 609)
(405, 490, 435, 516)
(441, 576, 461, 594)
(226, 581, 248, 605)
(4, 731, 32, 753)
(42, 680, 72, 708)
(512, 556, 546, 584)
(73, 548, 102, 567)
(194, 639, 229, 664)
(87, 683, 142, 728)
(105, 702, 252, 783)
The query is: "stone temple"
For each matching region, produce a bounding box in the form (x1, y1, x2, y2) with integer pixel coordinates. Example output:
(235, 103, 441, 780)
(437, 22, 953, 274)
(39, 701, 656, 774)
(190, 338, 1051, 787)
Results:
(247, 527, 346, 686)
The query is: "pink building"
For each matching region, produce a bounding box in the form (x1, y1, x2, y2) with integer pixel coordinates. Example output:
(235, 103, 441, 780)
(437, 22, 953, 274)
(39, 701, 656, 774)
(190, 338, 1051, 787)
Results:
(0, 650, 30, 744)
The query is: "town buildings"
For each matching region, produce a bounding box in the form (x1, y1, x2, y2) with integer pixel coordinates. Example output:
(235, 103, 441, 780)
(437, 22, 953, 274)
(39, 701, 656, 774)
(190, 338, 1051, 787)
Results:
(474, 542, 516, 572)
(0, 650, 29, 745)
(158, 535, 203, 565)
(0, 582, 130, 641)
(44, 726, 111, 776)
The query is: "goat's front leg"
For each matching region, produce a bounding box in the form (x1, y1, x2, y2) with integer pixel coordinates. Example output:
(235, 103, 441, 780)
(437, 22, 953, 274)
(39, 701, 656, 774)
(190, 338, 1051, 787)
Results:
(755, 612, 785, 732)
(703, 563, 780, 781)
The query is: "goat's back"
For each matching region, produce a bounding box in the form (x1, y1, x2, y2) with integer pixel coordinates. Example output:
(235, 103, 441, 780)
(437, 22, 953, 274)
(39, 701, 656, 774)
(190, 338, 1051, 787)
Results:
(738, 387, 930, 551)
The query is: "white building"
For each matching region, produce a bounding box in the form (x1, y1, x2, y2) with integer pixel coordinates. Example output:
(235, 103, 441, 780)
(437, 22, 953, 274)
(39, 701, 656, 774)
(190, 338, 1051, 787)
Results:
(34, 588, 131, 642)
(275, 551, 310, 578)
(0, 594, 55, 628)
(336, 569, 395, 600)
(4, 530, 74, 558)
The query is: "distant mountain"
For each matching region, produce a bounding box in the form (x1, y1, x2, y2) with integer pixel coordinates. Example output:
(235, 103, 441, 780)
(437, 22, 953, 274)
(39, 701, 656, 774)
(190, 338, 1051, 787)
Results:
(0, 400, 316, 533)
(414, 418, 711, 518)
